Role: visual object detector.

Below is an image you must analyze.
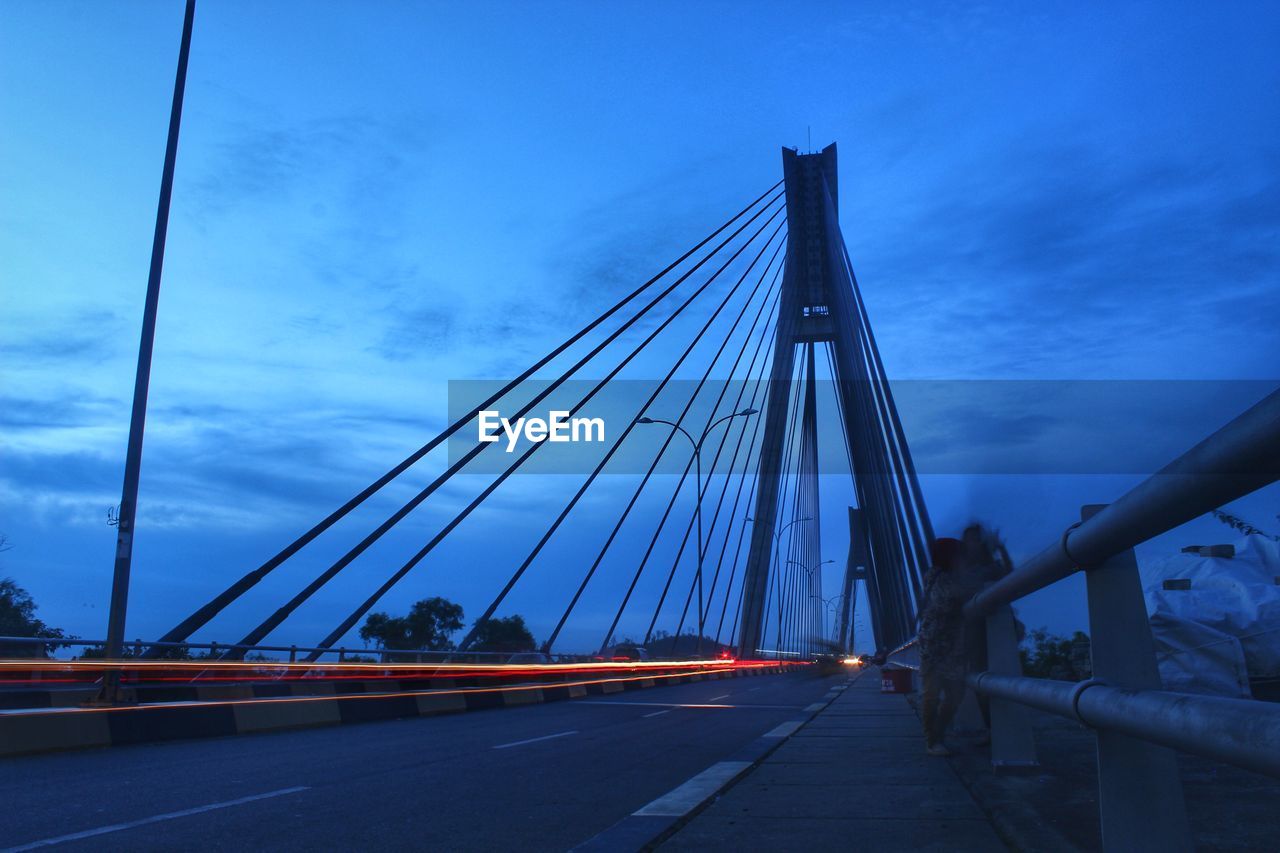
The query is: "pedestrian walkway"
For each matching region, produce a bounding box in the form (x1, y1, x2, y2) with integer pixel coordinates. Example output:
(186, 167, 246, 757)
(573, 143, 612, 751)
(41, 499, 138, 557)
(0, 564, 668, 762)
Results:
(660, 670, 1007, 851)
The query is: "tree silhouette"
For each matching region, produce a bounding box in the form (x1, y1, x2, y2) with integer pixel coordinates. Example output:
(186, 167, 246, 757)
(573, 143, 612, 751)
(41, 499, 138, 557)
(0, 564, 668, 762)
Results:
(1020, 628, 1092, 681)
(359, 596, 464, 651)
(1, 577, 70, 657)
(469, 615, 536, 653)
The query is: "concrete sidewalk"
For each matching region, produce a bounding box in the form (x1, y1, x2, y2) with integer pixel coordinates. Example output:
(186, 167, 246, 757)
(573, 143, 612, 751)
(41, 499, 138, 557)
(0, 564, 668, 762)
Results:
(660, 670, 1007, 851)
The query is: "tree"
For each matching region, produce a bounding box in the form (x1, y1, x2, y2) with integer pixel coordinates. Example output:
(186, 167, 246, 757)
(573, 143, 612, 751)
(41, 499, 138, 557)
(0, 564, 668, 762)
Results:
(359, 596, 464, 651)
(1020, 628, 1091, 681)
(469, 615, 536, 653)
(0, 577, 70, 657)
(645, 631, 729, 659)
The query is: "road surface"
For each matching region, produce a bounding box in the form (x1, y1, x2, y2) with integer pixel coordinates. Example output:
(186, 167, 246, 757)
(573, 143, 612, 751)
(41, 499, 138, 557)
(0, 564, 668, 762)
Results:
(1, 670, 843, 851)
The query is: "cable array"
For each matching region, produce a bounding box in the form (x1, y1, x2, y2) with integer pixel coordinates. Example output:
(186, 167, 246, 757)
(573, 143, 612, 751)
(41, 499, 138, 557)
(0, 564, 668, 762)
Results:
(150, 154, 934, 661)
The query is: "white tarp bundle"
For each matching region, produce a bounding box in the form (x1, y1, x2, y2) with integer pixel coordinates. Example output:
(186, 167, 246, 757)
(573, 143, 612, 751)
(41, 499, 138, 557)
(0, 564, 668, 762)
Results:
(1141, 534, 1280, 698)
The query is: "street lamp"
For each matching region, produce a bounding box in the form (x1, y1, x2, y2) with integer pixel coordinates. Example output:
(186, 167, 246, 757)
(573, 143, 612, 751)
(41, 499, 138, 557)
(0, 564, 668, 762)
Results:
(637, 407, 758, 656)
(821, 593, 847, 646)
(746, 513, 811, 659)
(788, 558, 834, 656)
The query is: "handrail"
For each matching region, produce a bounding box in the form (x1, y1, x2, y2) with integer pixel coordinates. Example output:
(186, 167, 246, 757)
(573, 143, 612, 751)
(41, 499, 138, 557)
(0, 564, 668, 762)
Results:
(957, 382, 1280, 841)
(970, 673, 1280, 779)
(968, 387, 1280, 619)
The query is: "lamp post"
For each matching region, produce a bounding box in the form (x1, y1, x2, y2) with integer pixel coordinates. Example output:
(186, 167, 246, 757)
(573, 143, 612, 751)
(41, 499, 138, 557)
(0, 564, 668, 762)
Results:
(101, 0, 197, 704)
(822, 593, 847, 646)
(637, 407, 758, 656)
(788, 558, 833, 657)
(746, 513, 811, 660)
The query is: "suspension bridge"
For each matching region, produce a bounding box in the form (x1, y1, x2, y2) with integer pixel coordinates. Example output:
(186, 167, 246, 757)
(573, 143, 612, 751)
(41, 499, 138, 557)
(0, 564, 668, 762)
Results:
(4, 6, 1280, 847)
(90, 142, 926, 671)
(2, 136, 1278, 850)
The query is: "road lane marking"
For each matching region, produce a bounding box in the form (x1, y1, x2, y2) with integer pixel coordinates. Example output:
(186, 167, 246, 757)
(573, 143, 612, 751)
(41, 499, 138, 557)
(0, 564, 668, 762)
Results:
(763, 719, 804, 738)
(492, 730, 578, 749)
(633, 761, 752, 817)
(3, 787, 310, 851)
(804, 702, 826, 712)
(709, 693, 730, 702)
(642, 710, 670, 718)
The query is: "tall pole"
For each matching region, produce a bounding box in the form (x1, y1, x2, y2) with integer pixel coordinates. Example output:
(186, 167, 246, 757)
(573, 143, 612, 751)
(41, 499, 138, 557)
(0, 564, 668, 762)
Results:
(747, 514, 809, 658)
(692, 445, 705, 655)
(637, 409, 756, 658)
(103, 0, 196, 698)
(790, 558, 832, 656)
(773, 532, 784, 654)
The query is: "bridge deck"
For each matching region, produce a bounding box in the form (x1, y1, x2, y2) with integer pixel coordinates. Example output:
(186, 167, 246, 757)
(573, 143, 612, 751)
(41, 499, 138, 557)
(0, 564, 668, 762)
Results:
(662, 670, 1007, 851)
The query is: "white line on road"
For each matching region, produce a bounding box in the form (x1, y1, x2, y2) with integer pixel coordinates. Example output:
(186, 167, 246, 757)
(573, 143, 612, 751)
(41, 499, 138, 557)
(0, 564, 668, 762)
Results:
(642, 710, 670, 718)
(492, 730, 578, 749)
(633, 761, 752, 817)
(709, 693, 730, 702)
(804, 702, 826, 713)
(3, 787, 310, 852)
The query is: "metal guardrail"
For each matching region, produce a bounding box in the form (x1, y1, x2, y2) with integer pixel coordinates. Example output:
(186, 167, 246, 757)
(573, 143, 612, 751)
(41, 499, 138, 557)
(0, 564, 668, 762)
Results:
(966, 388, 1280, 620)
(960, 387, 1280, 852)
(0, 636, 579, 665)
(970, 673, 1280, 778)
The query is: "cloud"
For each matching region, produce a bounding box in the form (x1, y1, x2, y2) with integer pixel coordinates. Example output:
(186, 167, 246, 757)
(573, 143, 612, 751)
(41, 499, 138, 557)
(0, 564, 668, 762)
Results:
(0, 309, 128, 367)
(372, 305, 457, 360)
(0, 393, 121, 430)
(857, 135, 1280, 378)
(808, 379, 1280, 476)
(188, 115, 431, 221)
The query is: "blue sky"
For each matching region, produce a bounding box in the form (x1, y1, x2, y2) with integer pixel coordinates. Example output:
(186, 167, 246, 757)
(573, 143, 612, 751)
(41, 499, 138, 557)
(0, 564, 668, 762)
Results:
(2, 1, 1278, 653)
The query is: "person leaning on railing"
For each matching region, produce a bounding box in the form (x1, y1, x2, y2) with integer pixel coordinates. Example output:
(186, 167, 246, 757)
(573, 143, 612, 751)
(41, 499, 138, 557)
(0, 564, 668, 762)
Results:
(959, 523, 1015, 746)
(918, 525, 1013, 755)
(919, 536, 969, 755)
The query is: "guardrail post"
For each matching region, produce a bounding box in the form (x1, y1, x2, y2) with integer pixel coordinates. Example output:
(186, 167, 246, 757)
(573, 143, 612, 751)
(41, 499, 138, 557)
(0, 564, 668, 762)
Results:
(289, 645, 297, 663)
(986, 604, 1038, 769)
(1080, 504, 1191, 852)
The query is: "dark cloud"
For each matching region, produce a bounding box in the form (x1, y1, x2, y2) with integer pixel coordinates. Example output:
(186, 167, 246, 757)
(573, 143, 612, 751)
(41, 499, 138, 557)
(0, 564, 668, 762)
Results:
(0, 449, 119, 496)
(188, 115, 431, 221)
(373, 305, 456, 360)
(858, 136, 1280, 376)
(847, 379, 1280, 475)
(0, 309, 127, 366)
(0, 393, 120, 430)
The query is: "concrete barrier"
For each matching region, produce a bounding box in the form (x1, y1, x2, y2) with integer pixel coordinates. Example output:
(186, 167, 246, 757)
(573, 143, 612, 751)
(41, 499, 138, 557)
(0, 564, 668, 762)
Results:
(0, 663, 793, 758)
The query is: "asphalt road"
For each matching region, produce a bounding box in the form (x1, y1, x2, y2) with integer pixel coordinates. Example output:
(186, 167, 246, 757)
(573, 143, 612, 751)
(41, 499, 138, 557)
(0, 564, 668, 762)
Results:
(0, 670, 843, 851)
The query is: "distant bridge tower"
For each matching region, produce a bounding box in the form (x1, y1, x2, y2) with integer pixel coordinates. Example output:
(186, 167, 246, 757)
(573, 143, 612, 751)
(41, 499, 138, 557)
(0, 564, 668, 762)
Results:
(835, 506, 870, 653)
(737, 144, 935, 658)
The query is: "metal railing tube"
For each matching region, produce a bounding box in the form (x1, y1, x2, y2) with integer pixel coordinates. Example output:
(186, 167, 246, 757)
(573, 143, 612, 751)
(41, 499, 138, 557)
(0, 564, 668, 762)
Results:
(968, 672, 1079, 720)
(971, 673, 1280, 779)
(1075, 685, 1280, 779)
(969, 388, 1280, 618)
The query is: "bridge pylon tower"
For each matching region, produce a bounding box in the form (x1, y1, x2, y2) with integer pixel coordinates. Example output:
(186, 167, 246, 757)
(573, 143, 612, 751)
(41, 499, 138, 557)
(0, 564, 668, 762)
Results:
(737, 144, 934, 659)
